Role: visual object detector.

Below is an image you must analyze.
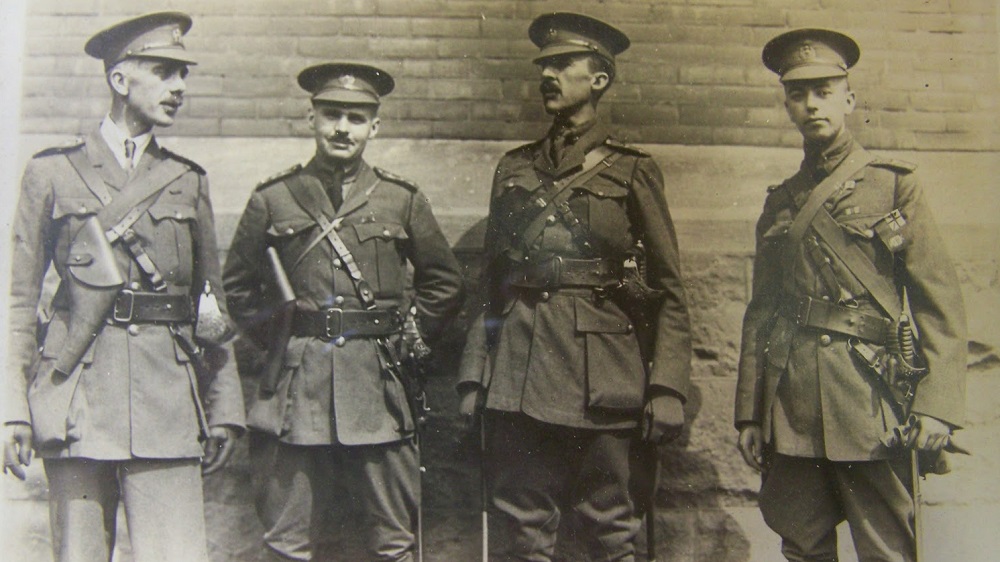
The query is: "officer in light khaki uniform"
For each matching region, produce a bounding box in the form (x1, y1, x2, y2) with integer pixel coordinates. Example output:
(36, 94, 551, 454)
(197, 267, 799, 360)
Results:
(458, 13, 692, 562)
(2, 12, 245, 562)
(735, 29, 967, 562)
(224, 63, 464, 561)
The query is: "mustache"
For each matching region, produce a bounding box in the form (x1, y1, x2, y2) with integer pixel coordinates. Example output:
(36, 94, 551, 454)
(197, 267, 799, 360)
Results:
(328, 133, 353, 144)
(540, 80, 560, 95)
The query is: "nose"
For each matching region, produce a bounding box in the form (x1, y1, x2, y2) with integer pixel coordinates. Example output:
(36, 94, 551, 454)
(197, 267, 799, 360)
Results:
(169, 73, 186, 94)
(334, 115, 351, 132)
(540, 64, 558, 79)
(804, 90, 820, 110)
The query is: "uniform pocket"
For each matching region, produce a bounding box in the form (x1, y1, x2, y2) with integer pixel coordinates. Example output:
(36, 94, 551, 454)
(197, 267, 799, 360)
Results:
(575, 298, 645, 412)
(354, 222, 409, 297)
(147, 202, 198, 281)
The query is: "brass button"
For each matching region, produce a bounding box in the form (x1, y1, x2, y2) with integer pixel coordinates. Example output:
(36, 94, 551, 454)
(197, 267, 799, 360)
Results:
(546, 215, 556, 224)
(127, 324, 140, 336)
(626, 324, 634, 334)
(78, 206, 87, 213)
(334, 336, 346, 347)
(819, 334, 832, 346)
(285, 227, 294, 234)
(174, 211, 183, 220)
(540, 291, 550, 301)
(334, 295, 345, 305)
(333, 222, 342, 231)
(844, 180, 856, 189)
(332, 258, 342, 268)
(597, 191, 605, 196)
(129, 281, 141, 291)
(382, 228, 391, 237)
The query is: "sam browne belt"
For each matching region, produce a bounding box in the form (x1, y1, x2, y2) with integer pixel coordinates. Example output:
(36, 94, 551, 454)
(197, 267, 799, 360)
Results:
(292, 307, 402, 340)
(779, 295, 890, 344)
(112, 290, 196, 323)
(507, 256, 621, 289)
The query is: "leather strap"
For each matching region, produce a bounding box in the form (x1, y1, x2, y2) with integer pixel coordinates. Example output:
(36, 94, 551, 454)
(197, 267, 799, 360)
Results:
(65, 148, 190, 291)
(507, 257, 620, 289)
(781, 149, 876, 296)
(111, 291, 195, 323)
(512, 146, 621, 260)
(811, 208, 903, 319)
(292, 308, 401, 340)
(779, 296, 890, 344)
(284, 174, 378, 309)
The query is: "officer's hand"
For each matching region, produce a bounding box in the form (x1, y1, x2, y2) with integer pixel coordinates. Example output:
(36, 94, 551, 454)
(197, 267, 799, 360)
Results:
(910, 414, 952, 454)
(458, 383, 484, 432)
(202, 425, 237, 475)
(3, 423, 33, 481)
(737, 424, 764, 472)
(643, 393, 684, 445)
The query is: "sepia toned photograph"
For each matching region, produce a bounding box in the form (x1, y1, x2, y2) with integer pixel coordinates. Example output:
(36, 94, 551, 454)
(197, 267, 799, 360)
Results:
(1, 1, 997, 561)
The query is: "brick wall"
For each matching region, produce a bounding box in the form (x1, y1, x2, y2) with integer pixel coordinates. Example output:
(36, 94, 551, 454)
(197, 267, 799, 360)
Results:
(18, 0, 1000, 150)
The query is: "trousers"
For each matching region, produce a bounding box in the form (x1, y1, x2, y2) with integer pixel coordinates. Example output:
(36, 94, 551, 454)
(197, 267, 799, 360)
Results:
(250, 433, 419, 561)
(44, 457, 208, 562)
(485, 411, 639, 562)
(759, 453, 916, 562)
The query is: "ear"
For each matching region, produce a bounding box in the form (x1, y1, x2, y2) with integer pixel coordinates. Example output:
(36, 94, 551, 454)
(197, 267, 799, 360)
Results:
(590, 71, 610, 93)
(306, 107, 316, 131)
(368, 116, 381, 139)
(844, 89, 856, 115)
(108, 66, 129, 97)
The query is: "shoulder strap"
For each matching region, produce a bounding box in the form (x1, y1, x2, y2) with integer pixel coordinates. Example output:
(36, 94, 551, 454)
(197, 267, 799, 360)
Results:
(811, 208, 903, 319)
(513, 147, 622, 258)
(283, 174, 377, 309)
(65, 149, 189, 242)
(781, 149, 876, 294)
(785, 149, 876, 250)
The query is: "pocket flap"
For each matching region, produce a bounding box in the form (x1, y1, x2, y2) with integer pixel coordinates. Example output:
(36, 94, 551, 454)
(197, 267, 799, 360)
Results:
(66, 253, 94, 267)
(267, 216, 316, 237)
(354, 222, 408, 242)
(575, 298, 631, 334)
(762, 221, 791, 239)
(574, 178, 629, 199)
(148, 203, 196, 222)
(52, 197, 100, 220)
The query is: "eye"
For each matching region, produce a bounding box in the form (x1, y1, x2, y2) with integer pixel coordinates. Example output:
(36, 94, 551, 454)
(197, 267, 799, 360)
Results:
(348, 113, 369, 124)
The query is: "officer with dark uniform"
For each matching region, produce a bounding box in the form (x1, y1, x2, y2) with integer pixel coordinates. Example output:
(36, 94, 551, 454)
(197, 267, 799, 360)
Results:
(2, 12, 246, 562)
(457, 13, 692, 562)
(735, 29, 968, 562)
(223, 62, 464, 561)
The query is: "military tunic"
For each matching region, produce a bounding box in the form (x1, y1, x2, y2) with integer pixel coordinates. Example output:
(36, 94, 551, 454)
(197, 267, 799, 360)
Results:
(6, 127, 245, 459)
(224, 157, 463, 560)
(463, 122, 691, 561)
(734, 131, 967, 460)
(733, 130, 967, 561)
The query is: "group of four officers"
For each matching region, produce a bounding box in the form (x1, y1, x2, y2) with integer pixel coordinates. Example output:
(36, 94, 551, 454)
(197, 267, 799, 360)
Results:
(3, 8, 966, 562)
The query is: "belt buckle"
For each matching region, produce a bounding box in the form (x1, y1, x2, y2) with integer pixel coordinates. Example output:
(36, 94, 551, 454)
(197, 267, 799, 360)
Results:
(325, 308, 344, 339)
(113, 290, 135, 323)
(548, 256, 564, 287)
(795, 297, 814, 326)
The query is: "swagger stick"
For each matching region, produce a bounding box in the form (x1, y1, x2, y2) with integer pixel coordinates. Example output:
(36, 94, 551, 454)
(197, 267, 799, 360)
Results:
(481, 415, 489, 562)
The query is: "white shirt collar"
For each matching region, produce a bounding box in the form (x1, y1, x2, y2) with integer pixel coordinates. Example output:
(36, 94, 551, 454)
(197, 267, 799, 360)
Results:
(99, 116, 153, 171)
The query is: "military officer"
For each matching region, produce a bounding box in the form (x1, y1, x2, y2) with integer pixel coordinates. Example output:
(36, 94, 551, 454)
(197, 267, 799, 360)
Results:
(2, 12, 245, 562)
(734, 29, 968, 562)
(223, 62, 464, 561)
(457, 13, 692, 562)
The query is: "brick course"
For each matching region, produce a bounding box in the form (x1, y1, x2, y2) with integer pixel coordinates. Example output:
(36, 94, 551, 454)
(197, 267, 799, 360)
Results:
(17, 0, 999, 150)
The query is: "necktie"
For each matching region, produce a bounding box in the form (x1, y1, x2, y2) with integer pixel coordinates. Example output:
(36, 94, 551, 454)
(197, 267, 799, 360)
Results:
(550, 133, 567, 167)
(326, 165, 345, 211)
(124, 139, 136, 174)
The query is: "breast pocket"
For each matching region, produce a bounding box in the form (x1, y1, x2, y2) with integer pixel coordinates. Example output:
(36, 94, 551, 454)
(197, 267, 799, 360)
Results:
(575, 297, 645, 413)
(147, 202, 198, 282)
(578, 177, 631, 251)
(353, 222, 409, 297)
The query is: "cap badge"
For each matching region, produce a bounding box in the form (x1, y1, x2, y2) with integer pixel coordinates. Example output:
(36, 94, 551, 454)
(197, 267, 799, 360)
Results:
(339, 74, 356, 88)
(171, 27, 184, 46)
(797, 43, 815, 63)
